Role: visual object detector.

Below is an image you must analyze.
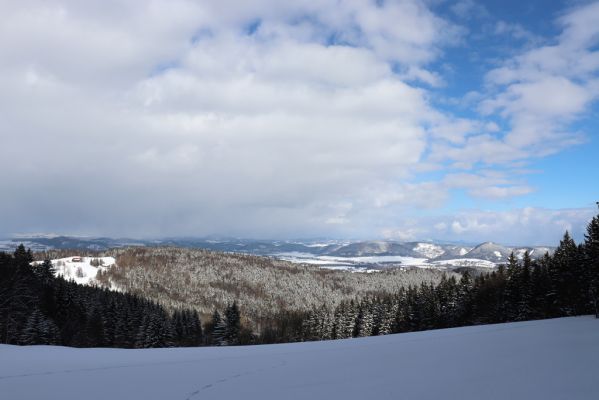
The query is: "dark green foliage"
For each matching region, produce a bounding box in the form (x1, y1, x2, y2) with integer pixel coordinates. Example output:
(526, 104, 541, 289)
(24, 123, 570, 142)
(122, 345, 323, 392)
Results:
(266, 208, 599, 343)
(224, 302, 241, 345)
(2, 206, 599, 348)
(0, 250, 202, 348)
(583, 209, 599, 317)
(211, 310, 227, 346)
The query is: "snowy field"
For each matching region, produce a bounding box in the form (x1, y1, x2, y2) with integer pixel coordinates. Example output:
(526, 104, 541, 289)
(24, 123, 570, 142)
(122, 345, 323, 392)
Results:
(274, 251, 433, 270)
(1, 316, 598, 400)
(32, 256, 115, 285)
(274, 251, 496, 270)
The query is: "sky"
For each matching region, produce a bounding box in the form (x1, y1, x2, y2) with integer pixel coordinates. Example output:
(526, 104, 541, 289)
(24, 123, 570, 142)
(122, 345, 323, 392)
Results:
(1, 0, 599, 245)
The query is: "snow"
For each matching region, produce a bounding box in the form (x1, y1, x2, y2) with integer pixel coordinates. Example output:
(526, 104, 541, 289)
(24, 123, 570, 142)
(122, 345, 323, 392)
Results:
(493, 250, 502, 258)
(275, 252, 429, 267)
(1, 316, 597, 400)
(275, 252, 353, 266)
(276, 252, 499, 270)
(337, 255, 428, 264)
(413, 242, 445, 258)
(432, 258, 497, 268)
(32, 256, 116, 286)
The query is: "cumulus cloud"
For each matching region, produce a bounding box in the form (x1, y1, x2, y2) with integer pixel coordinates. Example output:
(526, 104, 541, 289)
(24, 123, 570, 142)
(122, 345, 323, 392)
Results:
(383, 206, 596, 245)
(0, 0, 459, 238)
(0, 0, 595, 243)
(433, 1, 599, 167)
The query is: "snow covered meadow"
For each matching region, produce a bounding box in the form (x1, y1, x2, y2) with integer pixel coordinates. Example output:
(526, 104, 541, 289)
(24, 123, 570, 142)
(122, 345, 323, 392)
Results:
(1, 316, 597, 400)
(32, 256, 115, 286)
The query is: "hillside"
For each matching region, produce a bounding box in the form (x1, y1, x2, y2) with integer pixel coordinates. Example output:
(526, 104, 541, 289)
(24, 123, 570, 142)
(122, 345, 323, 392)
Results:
(8, 235, 556, 271)
(96, 247, 454, 325)
(1, 316, 597, 400)
(32, 256, 115, 286)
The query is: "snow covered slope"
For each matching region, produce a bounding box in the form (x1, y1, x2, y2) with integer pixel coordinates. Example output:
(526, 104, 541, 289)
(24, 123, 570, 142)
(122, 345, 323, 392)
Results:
(32, 256, 115, 285)
(1, 316, 597, 400)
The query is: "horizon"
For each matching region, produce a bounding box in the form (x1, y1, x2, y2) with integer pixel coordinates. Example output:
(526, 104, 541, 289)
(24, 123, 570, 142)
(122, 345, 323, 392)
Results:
(2, 232, 564, 249)
(2, 0, 599, 245)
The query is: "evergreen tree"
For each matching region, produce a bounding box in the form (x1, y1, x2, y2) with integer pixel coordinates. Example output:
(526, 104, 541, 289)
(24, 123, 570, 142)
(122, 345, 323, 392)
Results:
(224, 302, 241, 345)
(552, 232, 579, 316)
(354, 300, 374, 337)
(505, 252, 520, 321)
(211, 310, 227, 346)
(516, 252, 533, 321)
(19, 309, 60, 345)
(584, 207, 599, 317)
(86, 309, 106, 347)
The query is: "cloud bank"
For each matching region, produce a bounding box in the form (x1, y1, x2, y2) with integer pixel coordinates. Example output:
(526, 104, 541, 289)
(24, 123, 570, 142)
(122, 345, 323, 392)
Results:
(0, 0, 597, 244)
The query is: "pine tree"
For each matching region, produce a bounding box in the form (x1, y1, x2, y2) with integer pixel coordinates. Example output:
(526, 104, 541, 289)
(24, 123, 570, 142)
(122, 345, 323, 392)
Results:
(39, 259, 56, 284)
(553, 232, 579, 316)
(530, 256, 549, 317)
(584, 206, 599, 318)
(135, 311, 174, 349)
(224, 302, 241, 345)
(13, 245, 33, 267)
(505, 252, 520, 321)
(457, 272, 473, 325)
(86, 309, 106, 347)
(354, 300, 374, 337)
(186, 310, 203, 346)
(516, 252, 533, 321)
(19, 309, 60, 345)
(211, 310, 227, 346)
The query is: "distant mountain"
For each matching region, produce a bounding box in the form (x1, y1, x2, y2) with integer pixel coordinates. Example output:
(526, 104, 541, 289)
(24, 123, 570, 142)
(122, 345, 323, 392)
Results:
(442, 242, 511, 262)
(1, 235, 554, 269)
(325, 241, 420, 257)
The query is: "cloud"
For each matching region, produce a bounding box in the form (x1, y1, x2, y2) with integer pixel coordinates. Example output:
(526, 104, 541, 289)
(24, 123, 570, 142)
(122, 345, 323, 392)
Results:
(442, 172, 533, 199)
(431, 1, 599, 168)
(383, 206, 596, 245)
(0, 0, 595, 243)
(494, 21, 539, 42)
(450, 0, 489, 20)
(0, 0, 461, 238)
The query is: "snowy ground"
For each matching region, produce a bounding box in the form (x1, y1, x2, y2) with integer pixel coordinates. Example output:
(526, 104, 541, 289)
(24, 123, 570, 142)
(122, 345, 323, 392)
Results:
(1, 316, 598, 400)
(274, 251, 496, 270)
(32, 256, 116, 285)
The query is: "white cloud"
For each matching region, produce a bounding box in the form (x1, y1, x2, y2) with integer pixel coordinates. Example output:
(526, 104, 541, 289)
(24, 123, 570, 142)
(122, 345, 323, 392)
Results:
(0, 0, 595, 243)
(432, 1, 599, 168)
(0, 0, 462, 238)
(494, 21, 538, 42)
(450, 0, 489, 20)
(443, 172, 533, 199)
(383, 206, 596, 245)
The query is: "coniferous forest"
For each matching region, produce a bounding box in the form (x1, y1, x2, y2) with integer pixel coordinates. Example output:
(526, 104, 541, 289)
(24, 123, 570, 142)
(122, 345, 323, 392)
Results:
(0, 246, 203, 348)
(1, 209, 598, 348)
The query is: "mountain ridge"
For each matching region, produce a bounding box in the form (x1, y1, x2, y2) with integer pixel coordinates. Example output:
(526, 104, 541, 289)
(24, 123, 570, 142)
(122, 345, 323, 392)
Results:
(1, 235, 555, 269)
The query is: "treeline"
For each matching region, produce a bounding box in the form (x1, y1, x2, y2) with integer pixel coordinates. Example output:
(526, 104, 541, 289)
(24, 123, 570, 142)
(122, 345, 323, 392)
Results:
(97, 246, 453, 328)
(2, 210, 598, 348)
(288, 216, 599, 342)
(0, 246, 203, 348)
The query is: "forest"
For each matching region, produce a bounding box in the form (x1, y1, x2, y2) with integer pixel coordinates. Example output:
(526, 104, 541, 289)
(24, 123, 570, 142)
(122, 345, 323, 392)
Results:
(1, 209, 598, 348)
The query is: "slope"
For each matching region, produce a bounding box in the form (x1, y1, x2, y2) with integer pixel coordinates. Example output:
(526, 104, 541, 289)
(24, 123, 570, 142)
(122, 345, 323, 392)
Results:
(1, 316, 597, 400)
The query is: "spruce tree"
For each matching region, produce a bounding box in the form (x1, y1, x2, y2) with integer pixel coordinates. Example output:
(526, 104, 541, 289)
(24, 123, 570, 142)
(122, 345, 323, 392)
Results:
(211, 310, 227, 346)
(584, 207, 599, 317)
(553, 232, 578, 316)
(224, 302, 241, 345)
(505, 252, 520, 321)
(516, 252, 533, 321)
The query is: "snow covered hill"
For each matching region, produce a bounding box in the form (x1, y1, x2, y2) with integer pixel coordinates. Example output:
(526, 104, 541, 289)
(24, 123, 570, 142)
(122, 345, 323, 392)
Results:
(4, 235, 556, 270)
(1, 316, 597, 400)
(32, 256, 115, 286)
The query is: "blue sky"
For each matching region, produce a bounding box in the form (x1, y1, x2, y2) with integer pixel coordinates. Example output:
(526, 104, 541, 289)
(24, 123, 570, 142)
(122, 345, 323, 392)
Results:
(0, 0, 598, 245)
